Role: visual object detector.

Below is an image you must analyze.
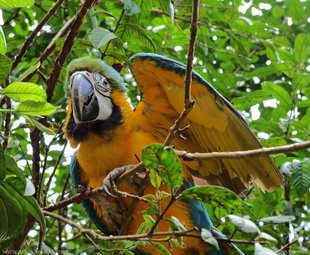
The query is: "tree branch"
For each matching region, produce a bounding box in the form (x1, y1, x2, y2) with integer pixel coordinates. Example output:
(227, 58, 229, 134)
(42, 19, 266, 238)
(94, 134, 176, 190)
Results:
(45, 0, 97, 102)
(43, 210, 268, 245)
(10, 0, 66, 72)
(175, 140, 310, 161)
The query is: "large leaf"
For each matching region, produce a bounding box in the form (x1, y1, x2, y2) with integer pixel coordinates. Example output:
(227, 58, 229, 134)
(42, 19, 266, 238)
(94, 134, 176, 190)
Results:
(89, 27, 117, 49)
(123, 0, 141, 16)
(254, 243, 277, 255)
(15, 101, 59, 116)
(3, 82, 47, 102)
(15, 62, 40, 82)
(0, 54, 11, 81)
(262, 82, 292, 111)
(227, 215, 260, 233)
(0, 185, 25, 241)
(117, 23, 156, 51)
(5, 154, 26, 187)
(142, 143, 183, 191)
(294, 34, 309, 63)
(201, 229, 219, 250)
(292, 159, 310, 196)
(181, 186, 243, 213)
(259, 215, 296, 224)
(0, 0, 34, 8)
(4, 178, 46, 232)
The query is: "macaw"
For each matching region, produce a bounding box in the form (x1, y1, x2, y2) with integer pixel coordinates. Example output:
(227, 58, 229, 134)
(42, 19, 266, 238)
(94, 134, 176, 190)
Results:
(64, 53, 282, 254)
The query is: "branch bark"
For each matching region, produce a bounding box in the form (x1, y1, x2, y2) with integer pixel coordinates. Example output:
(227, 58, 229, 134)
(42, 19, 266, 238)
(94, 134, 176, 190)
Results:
(175, 140, 310, 161)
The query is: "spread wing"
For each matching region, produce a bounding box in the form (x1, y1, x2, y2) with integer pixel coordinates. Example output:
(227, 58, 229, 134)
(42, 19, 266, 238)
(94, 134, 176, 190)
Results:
(129, 53, 282, 193)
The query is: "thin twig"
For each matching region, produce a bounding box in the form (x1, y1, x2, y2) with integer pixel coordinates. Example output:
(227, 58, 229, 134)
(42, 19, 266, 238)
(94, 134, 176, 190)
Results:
(101, 9, 125, 59)
(163, 0, 199, 146)
(45, 0, 97, 102)
(85, 234, 105, 255)
(10, 0, 66, 72)
(43, 141, 67, 206)
(148, 185, 183, 235)
(24, 17, 76, 82)
(175, 140, 310, 161)
(277, 238, 298, 254)
(43, 211, 268, 245)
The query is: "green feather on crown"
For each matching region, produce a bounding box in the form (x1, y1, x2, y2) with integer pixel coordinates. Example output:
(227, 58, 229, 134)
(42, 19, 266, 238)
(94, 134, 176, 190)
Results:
(67, 57, 127, 92)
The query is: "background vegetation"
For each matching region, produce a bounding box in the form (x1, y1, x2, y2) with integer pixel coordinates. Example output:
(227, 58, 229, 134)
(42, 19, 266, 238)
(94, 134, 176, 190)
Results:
(0, 0, 310, 254)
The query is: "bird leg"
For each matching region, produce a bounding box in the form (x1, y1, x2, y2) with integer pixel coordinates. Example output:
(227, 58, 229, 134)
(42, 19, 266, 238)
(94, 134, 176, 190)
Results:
(102, 164, 148, 196)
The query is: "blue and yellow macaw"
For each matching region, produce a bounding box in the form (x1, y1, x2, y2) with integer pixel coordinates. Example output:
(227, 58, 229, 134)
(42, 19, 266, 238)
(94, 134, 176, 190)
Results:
(64, 53, 282, 254)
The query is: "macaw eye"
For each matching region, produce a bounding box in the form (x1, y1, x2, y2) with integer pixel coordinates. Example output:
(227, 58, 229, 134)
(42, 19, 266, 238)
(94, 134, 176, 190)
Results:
(103, 79, 108, 85)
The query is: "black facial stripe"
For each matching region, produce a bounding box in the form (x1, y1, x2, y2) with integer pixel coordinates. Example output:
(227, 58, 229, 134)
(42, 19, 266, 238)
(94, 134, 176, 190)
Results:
(66, 104, 122, 142)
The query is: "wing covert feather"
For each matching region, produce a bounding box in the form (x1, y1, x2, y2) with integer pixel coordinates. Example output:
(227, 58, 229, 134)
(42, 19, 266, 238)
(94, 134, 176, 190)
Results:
(129, 53, 282, 192)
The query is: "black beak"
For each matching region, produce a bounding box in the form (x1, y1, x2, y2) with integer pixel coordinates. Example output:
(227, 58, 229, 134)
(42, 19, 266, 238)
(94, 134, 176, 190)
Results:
(71, 73, 99, 123)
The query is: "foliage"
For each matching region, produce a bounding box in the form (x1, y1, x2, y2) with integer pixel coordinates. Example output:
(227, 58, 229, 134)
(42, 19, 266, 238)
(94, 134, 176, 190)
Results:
(0, 0, 309, 254)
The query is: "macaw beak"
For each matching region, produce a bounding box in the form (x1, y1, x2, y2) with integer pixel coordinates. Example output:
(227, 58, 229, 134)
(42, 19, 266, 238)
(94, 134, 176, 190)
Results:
(70, 72, 99, 123)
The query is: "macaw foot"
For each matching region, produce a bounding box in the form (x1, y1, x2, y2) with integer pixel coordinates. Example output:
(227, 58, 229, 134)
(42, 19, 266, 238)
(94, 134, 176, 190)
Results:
(102, 164, 146, 197)
(71, 184, 87, 193)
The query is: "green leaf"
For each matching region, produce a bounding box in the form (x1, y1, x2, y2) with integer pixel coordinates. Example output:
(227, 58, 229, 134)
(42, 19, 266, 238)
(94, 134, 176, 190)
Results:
(231, 90, 270, 110)
(3, 82, 47, 102)
(201, 229, 219, 250)
(165, 217, 185, 244)
(181, 186, 243, 213)
(266, 47, 279, 64)
(0, 185, 25, 241)
(294, 34, 309, 63)
(141, 199, 158, 216)
(152, 243, 172, 255)
(23, 115, 56, 135)
(292, 159, 310, 196)
(0, 26, 6, 54)
(5, 154, 26, 187)
(259, 215, 296, 224)
(136, 222, 148, 234)
(15, 101, 59, 116)
(117, 23, 156, 51)
(256, 232, 277, 242)
(142, 144, 183, 191)
(297, 99, 310, 108)
(0, 146, 5, 185)
(271, 6, 284, 19)
(143, 215, 155, 229)
(227, 215, 260, 233)
(254, 243, 277, 255)
(0, 54, 12, 81)
(89, 27, 117, 49)
(0, 0, 34, 8)
(292, 74, 310, 91)
(92, 10, 117, 21)
(274, 62, 295, 78)
(15, 62, 40, 82)
(123, 0, 141, 16)
(4, 178, 46, 232)
(262, 82, 292, 111)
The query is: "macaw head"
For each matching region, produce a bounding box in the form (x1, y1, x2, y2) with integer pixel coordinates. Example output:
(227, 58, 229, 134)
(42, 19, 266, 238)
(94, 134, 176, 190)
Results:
(64, 57, 128, 147)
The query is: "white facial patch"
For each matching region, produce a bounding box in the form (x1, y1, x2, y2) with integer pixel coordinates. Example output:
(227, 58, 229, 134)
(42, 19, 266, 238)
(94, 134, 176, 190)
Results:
(70, 71, 114, 123)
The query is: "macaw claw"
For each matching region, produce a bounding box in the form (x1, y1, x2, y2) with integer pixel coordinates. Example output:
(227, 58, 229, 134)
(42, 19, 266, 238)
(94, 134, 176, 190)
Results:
(102, 165, 136, 197)
(71, 184, 87, 193)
